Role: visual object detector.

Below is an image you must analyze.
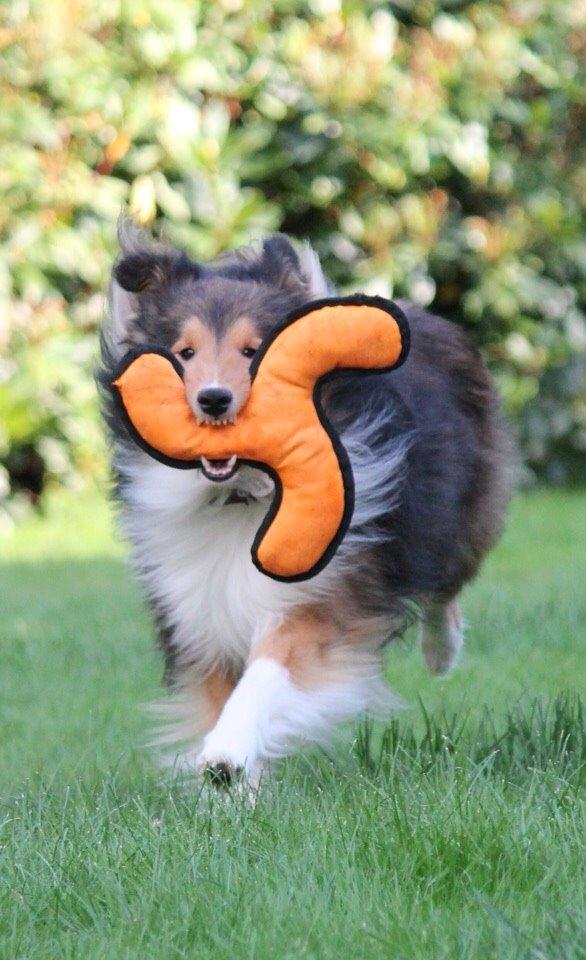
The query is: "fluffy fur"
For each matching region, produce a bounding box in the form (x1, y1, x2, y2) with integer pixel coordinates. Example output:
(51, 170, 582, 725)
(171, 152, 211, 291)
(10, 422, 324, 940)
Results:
(99, 224, 511, 786)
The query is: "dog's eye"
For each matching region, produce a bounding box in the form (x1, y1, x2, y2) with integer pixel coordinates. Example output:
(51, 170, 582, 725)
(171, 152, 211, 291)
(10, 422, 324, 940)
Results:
(242, 346, 257, 359)
(178, 347, 195, 361)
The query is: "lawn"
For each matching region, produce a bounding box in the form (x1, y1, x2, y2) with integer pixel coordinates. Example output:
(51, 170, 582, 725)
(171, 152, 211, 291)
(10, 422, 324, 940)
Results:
(0, 489, 584, 960)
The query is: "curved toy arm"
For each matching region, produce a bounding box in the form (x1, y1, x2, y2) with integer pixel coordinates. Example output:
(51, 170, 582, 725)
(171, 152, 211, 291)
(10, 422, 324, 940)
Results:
(252, 440, 348, 581)
(250, 296, 409, 391)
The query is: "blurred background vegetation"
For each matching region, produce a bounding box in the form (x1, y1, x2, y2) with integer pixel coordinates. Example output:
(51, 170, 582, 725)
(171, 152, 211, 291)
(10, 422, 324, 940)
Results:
(1, 0, 584, 525)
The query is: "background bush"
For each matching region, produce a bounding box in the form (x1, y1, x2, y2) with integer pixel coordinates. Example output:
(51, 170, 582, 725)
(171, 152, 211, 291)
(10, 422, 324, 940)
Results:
(1, 0, 584, 520)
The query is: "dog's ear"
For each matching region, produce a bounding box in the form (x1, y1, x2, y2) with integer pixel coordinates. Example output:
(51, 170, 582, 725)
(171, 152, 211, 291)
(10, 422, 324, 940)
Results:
(107, 220, 200, 357)
(113, 248, 198, 293)
(259, 235, 331, 298)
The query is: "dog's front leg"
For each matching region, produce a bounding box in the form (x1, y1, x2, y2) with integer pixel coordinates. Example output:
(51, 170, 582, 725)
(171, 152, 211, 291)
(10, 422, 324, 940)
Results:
(195, 608, 336, 785)
(196, 608, 392, 786)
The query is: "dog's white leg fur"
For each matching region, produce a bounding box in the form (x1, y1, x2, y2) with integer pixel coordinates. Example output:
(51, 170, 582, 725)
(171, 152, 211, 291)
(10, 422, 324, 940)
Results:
(420, 599, 463, 675)
(196, 612, 398, 781)
(196, 658, 290, 781)
(196, 656, 395, 780)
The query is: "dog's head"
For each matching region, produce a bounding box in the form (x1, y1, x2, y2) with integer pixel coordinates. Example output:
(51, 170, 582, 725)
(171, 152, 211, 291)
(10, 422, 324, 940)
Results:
(106, 225, 331, 480)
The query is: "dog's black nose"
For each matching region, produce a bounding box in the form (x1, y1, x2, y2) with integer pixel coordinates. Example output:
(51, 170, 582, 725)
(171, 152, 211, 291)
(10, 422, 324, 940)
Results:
(197, 387, 233, 418)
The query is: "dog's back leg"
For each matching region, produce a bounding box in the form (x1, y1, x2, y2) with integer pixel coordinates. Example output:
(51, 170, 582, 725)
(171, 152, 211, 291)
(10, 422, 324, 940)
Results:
(420, 599, 463, 675)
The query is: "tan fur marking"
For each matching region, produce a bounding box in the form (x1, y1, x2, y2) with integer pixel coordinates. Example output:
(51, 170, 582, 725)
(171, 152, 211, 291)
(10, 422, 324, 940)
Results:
(251, 608, 338, 688)
(200, 668, 237, 730)
(171, 317, 261, 418)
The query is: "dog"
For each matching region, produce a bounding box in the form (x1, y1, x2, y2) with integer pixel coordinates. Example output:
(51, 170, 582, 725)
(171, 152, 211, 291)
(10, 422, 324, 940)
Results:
(99, 223, 510, 788)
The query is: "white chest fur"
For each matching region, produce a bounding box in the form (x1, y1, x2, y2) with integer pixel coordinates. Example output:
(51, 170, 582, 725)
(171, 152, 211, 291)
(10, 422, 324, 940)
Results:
(118, 455, 335, 671)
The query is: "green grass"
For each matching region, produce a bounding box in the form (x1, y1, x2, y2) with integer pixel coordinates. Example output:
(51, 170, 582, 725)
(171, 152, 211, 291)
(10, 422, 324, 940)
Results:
(0, 489, 584, 959)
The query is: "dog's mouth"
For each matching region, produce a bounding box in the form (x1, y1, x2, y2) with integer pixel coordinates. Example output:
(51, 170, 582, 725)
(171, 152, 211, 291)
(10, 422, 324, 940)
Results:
(200, 454, 239, 482)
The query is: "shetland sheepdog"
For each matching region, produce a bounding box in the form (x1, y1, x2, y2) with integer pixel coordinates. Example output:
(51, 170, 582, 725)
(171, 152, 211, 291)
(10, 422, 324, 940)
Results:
(99, 223, 510, 787)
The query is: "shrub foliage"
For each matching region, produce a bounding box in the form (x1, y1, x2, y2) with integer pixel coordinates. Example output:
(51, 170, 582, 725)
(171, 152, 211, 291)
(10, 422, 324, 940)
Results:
(1, 0, 584, 513)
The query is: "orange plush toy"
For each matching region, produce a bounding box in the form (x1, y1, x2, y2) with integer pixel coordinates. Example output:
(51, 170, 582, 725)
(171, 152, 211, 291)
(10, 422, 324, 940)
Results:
(112, 295, 409, 582)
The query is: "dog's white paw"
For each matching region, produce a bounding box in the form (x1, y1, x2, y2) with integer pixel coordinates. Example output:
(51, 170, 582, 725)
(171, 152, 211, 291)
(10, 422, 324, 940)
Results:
(195, 727, 258, 787)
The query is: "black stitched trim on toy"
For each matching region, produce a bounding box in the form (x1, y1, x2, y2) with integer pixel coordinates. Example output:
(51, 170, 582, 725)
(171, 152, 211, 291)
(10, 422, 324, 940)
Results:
(110, 295, 410, 583)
